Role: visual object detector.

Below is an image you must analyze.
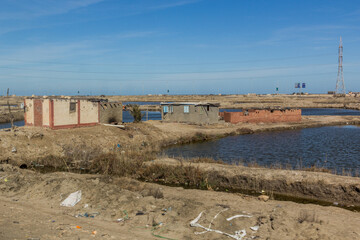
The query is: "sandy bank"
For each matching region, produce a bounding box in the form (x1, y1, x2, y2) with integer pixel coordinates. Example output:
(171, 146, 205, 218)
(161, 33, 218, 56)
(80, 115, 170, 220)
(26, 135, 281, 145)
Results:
(1, 164, 360, 240)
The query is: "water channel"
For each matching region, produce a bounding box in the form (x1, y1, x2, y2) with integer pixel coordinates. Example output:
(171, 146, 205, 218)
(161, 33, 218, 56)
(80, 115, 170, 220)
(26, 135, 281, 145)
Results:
(163, 125, 360, 175)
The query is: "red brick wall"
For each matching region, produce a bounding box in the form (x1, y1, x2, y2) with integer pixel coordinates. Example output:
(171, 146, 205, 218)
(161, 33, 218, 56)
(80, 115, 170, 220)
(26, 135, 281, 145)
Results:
(33, 99, 43, 127)
(223, 109, 301, 124)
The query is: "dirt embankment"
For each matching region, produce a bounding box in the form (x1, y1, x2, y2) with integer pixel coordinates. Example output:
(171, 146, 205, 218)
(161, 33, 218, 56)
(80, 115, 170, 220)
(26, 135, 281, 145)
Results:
(1, 115, 359, 164)
(109, 94, 360, 110)
(145, 158, 360, 209)
(0, 115, 360, 210)
(0, 96, 25, 124)
(1, 164, 360, 240)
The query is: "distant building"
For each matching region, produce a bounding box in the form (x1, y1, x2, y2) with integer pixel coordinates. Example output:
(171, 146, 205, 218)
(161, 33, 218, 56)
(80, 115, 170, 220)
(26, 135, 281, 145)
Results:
(161, 102, 220, 124)
(24, 97, 122, 129)
(221, 108, 301, 124)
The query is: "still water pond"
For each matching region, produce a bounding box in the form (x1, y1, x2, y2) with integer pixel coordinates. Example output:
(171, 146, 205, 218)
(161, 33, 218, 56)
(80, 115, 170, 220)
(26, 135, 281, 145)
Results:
(163, 125, 360, 174)
(0, 121, 24, 130)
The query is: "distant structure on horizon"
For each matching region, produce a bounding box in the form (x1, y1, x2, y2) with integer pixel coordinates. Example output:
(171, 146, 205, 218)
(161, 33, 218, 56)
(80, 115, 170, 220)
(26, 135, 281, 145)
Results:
(335, 36, 345, 95)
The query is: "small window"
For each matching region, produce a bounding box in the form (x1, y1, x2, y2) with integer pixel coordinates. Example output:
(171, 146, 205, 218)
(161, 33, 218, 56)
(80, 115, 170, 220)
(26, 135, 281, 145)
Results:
(69, 102, 76, 113)
(184, 105, 189, 113)
(170, 106, 173, 113)
(163, 106, 168, 113)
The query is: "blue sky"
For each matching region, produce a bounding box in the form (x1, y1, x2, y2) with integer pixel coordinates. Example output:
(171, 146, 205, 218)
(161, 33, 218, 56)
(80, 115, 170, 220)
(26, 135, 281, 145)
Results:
(0, 0, 359, 96)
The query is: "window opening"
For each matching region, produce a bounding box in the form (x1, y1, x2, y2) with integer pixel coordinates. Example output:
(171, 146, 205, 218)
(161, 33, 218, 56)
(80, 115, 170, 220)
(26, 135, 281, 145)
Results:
(184, 105, 189, 113)
(69, 102, 76, 113)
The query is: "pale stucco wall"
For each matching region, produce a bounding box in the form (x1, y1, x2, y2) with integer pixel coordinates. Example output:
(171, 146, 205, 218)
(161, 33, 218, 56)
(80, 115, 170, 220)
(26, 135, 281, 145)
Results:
(25, 99, 34, 125)
(42, 99, 50, 126)
(53, 99, 78, 126)
(79, 100, 98, 124)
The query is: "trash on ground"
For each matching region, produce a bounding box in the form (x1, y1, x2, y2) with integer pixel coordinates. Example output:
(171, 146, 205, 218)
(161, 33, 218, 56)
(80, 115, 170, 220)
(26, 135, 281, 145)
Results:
(76, 225, 82, 229)
(75, 212, 99, 218)
(190, 211, 248, 240)
(92, 230, 97, 235)
(60, 190, 82, 207)
(11, 147, 17, 153)
(136, 211, 145, 216)
(258, 195, 270, 202)
(250, 225, 260, 231)
(226, 214, 252, 221)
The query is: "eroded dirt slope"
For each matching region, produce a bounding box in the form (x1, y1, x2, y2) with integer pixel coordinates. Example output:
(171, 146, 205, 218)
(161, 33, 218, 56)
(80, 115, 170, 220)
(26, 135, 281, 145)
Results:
(1, 164, 360, 240)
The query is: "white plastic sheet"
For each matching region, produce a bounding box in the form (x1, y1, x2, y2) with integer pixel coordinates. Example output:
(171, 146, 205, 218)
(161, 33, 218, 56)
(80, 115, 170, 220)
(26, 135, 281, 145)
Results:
(60, 190, 82, 207)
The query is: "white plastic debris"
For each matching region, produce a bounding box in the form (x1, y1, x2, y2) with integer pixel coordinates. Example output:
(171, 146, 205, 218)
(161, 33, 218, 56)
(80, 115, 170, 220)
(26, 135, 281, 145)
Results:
(226, 214, 252, 221)
(190, 211, 248, 240)
(60, 190, 82, 207)
(250, 225, 260, 231)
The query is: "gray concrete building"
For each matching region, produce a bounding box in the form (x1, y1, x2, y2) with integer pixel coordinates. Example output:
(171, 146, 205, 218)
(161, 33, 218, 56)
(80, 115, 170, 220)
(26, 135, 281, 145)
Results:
(99, 101, 123, 124)
(160, 102, 220, 124)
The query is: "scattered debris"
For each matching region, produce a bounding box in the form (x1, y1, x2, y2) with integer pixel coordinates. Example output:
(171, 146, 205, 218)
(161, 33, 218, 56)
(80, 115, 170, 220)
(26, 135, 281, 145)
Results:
(250, 225, 260, 231)
(75, 212, 99, 218)
(258, 195, 269, 202)
(60, 190, 82, 207)
(11, 147, 17, 153)
(136, 211, 145, 216)
(102, 124, 125, 129)
(190, 211, 248, 240)
(226, 214, 252, 221)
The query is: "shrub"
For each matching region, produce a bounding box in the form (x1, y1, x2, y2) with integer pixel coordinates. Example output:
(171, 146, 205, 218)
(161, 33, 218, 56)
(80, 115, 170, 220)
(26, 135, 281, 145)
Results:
(128, 104, 143, 123)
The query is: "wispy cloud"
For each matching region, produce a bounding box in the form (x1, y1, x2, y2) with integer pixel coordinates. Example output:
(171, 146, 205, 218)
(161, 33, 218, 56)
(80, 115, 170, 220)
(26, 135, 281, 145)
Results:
(0, 0, 105, 20)
(257, 25, 357, 46)
(148, 0, 202, 10)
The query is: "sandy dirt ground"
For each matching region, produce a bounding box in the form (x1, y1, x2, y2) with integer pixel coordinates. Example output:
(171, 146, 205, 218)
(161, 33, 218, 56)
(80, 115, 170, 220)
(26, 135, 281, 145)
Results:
(1, 164, 360, 240)
(0, 110, 360, 239)
(109, 94, 360, 110)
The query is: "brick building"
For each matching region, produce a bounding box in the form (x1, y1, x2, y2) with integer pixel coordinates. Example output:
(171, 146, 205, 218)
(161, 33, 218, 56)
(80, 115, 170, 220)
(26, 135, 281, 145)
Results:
(221, 108, 301, 124)
(24, 97, 122, 129)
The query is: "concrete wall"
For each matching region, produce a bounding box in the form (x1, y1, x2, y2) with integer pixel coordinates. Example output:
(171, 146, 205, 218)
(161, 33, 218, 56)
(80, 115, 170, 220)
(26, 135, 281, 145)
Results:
(53, 99, 78, 126)
(99, 102, 122, 124)
(25, 98, 121, 129)
(224, 109, 301, 124)
(42, 99, 50, 127)
(24, 99, 34, 126)
(161, 105, 219, 124)
(80, 100, 99, 124)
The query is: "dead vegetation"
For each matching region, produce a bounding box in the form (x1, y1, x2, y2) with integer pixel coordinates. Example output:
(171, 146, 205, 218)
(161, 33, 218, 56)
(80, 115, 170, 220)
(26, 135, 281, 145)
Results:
(297, 210, 322, 224)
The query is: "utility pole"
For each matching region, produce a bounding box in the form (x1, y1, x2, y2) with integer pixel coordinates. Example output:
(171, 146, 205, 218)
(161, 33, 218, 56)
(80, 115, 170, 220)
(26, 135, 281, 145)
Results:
(335, 36, 345, 95)
(6, 88, 14, 130)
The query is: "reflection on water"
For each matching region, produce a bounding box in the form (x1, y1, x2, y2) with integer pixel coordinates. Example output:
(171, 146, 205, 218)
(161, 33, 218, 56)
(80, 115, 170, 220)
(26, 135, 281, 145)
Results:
(163, 126, 360, 175)
(301, 108, 360, 116)
(122, 111, 161, 123)
(0, 121, 25, 129)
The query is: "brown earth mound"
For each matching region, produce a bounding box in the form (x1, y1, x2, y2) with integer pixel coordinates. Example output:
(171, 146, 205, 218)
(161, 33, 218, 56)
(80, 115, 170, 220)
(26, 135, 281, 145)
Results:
(1, 164, 360, 240)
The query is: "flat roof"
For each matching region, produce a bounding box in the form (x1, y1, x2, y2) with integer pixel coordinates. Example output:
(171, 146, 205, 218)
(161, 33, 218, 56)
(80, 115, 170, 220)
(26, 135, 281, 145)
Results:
(160, 102, 220, 107)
